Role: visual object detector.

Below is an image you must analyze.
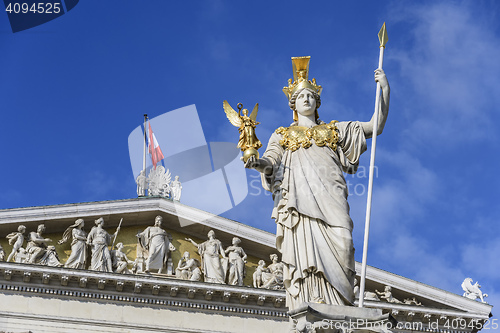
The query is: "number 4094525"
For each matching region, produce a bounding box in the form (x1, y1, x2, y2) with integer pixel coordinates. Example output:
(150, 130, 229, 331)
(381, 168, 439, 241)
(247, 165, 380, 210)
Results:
(5, 2, 61, 14)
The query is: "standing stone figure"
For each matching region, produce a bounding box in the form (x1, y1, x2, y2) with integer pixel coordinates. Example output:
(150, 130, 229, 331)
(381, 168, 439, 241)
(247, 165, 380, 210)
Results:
(225, 237, 247, 286)
(245, 56, 390, 309)
(186, 230, 226, 284)
(171, 176, 182, 201)
(26, 224, 62, 266)
(136, 170, 147, 197)
(6, 225, 26, 262)
(0, 245, 5, 261)
(58, 219, 88, 269)
(87, 217, 119, 272)
(136, 215, 176, 274)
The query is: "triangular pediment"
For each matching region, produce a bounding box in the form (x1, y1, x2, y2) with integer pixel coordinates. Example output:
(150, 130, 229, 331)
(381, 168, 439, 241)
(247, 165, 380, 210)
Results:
(0, 197, 492, 330)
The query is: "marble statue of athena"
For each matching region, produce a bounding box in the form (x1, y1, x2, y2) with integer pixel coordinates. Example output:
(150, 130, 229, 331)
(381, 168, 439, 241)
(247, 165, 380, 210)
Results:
(245, 56, 390, 310)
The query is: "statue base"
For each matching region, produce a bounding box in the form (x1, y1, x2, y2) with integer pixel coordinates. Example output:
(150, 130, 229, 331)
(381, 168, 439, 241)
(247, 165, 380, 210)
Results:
(289, 303, 396, 333)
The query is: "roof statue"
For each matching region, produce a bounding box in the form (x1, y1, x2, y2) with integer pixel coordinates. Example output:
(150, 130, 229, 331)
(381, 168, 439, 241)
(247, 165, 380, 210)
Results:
(462, 277, 489, 303)
(171, 175, 182, 201)
(135, 164, 182, 201)
(147, 165, 171, 197)
(136, 170, 147, 197)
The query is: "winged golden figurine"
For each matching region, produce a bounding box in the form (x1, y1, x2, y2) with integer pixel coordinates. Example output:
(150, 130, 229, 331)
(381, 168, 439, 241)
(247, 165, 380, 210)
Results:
(223, 100, 262, 162)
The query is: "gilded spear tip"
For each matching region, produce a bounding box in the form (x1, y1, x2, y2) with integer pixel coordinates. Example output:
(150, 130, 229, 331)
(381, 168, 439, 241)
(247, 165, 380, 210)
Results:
(378, 22, 388, 48)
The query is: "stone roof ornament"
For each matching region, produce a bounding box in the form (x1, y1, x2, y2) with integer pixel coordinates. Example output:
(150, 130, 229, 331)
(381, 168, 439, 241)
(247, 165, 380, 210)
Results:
(462, 277, 488, 303)
(136, 114, 182, 201)
(147, 165, 171, 197)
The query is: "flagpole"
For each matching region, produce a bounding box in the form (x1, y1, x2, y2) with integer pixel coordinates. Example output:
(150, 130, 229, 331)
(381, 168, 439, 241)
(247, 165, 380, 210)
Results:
(143, 114, 147, 175)
(359, 23, 388, 308)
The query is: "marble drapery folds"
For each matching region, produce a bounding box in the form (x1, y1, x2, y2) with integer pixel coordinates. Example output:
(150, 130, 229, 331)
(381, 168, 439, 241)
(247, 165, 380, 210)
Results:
(261, 121, 366, 310)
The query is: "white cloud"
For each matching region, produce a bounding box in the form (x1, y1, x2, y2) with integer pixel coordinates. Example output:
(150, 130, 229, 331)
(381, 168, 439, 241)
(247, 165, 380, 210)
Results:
(389, 2, 500, 143)
(461, 237, 500, 281)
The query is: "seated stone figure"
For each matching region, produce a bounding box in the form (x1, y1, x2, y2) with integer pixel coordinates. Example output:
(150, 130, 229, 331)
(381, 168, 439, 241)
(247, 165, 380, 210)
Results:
(260, 254, 284, 290)
(14, 248, 28, 263)
(112, 243, 134, 274)
(26, 224, 62, 267)
(0, 244, 5, 261)
(253, 260, 266, 288)
(175, 251, 201, 281)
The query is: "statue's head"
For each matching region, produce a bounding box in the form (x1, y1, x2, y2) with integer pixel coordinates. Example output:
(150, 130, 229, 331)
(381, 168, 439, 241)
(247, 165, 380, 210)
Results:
(95, 217, 104, 226)
(232, 237, 241, 245)
(37, 224, 46, 233)
(207, 230, 215, 239)
(75, 219, 84, 228)
(175, 176, 179, 181)
(183, 251, 190, 259)
(18, 225, 26, 233)
(116, 242, 124, 250)
(258, 260, 265, 266)
(283, 56, 322, 122)
(289, 88, 321, 121)
(155, 215, 163, 226)
(270, 253, 279, 262)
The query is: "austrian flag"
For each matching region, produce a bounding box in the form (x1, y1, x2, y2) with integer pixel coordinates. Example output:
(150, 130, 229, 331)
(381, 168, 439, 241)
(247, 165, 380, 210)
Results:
(147, 122, 165, 168)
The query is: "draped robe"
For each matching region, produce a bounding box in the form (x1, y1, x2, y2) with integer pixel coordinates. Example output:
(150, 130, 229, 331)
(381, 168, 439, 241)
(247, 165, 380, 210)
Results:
(261, 121, 366, 310)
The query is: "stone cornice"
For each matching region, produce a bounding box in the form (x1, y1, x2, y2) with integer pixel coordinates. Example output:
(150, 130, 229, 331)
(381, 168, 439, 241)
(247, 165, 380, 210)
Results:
(0, 261, 492, 331)
(0, 262, 287, 319)
(355, 263, 493, 317)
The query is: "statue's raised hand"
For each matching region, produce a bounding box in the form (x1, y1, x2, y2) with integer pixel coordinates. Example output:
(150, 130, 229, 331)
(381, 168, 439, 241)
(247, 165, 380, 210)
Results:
(374, 68, 388, 89)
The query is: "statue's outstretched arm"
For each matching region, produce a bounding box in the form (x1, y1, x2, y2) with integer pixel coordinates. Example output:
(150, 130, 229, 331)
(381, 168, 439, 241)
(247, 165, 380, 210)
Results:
(244, 156, 273, 175)
(361, 69, 390, 138)
(185, 238, 199, 248)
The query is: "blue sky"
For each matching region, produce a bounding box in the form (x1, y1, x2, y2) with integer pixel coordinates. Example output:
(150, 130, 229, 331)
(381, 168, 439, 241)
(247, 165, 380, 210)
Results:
(1, 0, 499, 315)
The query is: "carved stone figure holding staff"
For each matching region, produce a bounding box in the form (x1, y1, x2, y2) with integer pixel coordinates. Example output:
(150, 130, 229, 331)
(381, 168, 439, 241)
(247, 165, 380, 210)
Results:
(245, 56, 390, 310)
(87, 217, 120, 272)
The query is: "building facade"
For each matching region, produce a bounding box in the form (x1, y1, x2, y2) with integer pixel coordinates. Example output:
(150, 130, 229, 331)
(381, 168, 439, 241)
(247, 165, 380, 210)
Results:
(0, 198, 493, 332)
